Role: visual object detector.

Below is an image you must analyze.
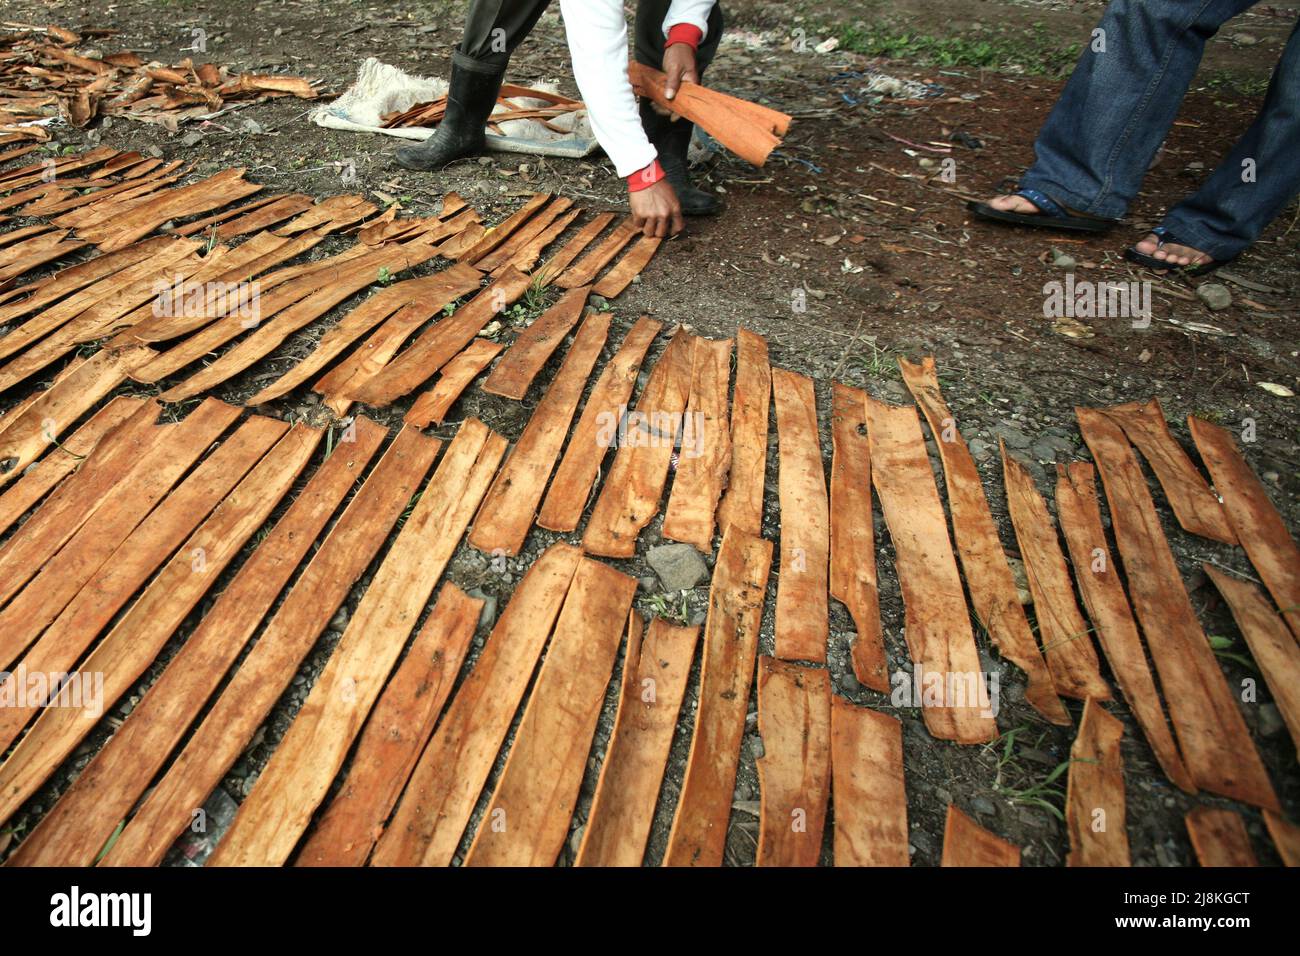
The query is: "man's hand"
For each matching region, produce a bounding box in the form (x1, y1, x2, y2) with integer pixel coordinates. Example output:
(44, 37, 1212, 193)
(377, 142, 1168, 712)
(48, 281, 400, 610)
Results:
(629, 178, 684, 238)
(658, 42, 698, 119)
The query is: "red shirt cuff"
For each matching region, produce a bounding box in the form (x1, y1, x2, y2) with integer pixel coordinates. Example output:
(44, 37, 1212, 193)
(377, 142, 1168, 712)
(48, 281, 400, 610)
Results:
(666, 24, 703, 51)
(627, 158, 666, 192)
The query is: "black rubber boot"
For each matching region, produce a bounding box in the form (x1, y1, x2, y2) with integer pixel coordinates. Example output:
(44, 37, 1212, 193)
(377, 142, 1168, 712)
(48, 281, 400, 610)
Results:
(394, 57, 504, 172)
(638, 98, 722, 217)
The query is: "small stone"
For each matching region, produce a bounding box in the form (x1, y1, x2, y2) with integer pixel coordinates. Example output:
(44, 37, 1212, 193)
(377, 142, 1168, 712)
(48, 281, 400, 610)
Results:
(970, 795, 996, 816)
(837, 670, 862, 694)
(1001, 679, 1025, 704)
(1006, 557, 1032, 605)
(967, 437, 993, 460)
(1018, 807, 1047, 827)
(879, 379, 906, 400)
(1035, 434, 1074, 458)
(1013, 454, 1050, 486)
(689, 609, 706, 626)
(330, 606, 350, 631)
(1196, 283, 1232, 312)
(478, 155, 494, 165)
(990, 423, 1031, 450)
(466, 588, 499, 629)
(909, 829, 934, 854)
(146, 145, 164, 159)
(1052, 251, 1076, 270)
(567, 825, 584, 857)
(646, 543, 708, 591)
(1258, 702, 1285, 738)
(180, 131, 203, 148)
(638, 575, 658, 593)
(1030, 435, 1073, 463)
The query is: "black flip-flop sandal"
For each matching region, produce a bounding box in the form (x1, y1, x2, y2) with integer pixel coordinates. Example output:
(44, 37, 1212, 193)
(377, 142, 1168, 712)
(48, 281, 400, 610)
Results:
(967, 188, 1117, 234)
(1123, 226, 1230, 277)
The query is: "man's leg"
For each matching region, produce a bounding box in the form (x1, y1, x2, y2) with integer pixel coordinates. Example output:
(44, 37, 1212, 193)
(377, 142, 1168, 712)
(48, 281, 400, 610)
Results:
(459, 0, 556, 67)
(634, 1, 726, 215)
(395, 0, 553, 171)
(1145, 16, 1300, 263)
(990, 0, 1257, 219)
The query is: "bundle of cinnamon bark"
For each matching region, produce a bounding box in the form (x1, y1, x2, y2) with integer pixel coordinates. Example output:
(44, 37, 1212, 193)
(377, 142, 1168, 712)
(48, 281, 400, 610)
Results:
(381, 83, 584, 135)
(0, 22, 321, 136)
(629, 62, 791, 166)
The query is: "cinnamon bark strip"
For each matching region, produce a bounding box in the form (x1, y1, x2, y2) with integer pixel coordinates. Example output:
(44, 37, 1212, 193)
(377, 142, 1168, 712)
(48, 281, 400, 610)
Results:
(664, 528, 774, 867)
(1077, 406, 1278, 811)
(1065, 699, 1131, 867)
(1102, 397, 1236, 544)
(583, 328, 695, 558)
(827, 383, 887, 691)
(1055, 461, 1194, 792)
(575, 615, 699, 867)
(864, 396, 996, 744)
(900, 356, 1067, 724)
(771, 367, 829, 663)
(536, 316, 662, 532)
(662, 335, 733, 553)
(755, 658, 831, 867)
(1001, 444, 1112, 702)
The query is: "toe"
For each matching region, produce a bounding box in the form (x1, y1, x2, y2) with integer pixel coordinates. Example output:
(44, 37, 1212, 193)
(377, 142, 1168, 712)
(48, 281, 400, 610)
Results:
(1166, 243, 1210, 266)
(987, 194, 1039, 214)
(1134, 233, 1161, 255)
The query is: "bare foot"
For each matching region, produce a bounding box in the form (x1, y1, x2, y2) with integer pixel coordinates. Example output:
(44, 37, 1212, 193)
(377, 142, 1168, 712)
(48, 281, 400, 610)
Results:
(985, 194, 1042, 214)
(1134, 232, 1212, 267)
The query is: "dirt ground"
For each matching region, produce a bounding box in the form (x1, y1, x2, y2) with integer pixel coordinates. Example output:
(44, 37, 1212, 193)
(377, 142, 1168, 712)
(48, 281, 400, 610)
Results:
(2, 0, 1298, 867)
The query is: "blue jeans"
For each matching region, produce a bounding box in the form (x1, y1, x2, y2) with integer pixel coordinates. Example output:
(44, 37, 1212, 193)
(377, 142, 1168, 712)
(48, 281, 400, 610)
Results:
(1020, 0, 1300, 260)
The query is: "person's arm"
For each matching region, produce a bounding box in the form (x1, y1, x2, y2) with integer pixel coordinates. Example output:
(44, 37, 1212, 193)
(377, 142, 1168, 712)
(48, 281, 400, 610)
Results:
(662, 1, 714, 44)
(559, 0, 682, 237)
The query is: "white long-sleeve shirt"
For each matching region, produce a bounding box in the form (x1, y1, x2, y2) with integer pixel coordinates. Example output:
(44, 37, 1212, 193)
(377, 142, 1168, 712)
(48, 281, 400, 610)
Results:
(558, 0, 715, 178)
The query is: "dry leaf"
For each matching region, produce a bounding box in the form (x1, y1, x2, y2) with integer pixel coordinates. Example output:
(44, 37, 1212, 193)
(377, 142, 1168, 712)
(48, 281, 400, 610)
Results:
(1052, 316, 1095, 339)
